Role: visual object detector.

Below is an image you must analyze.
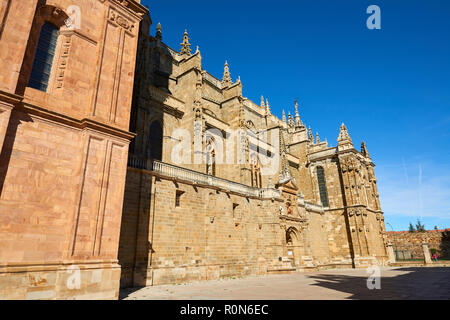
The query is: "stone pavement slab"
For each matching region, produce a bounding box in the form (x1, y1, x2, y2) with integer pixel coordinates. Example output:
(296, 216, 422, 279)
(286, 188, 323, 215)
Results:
(121, 267, 450, 300)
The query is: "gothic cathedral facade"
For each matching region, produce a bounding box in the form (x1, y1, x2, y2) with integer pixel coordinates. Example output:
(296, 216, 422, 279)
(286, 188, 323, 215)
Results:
(0, 1, 388, 299)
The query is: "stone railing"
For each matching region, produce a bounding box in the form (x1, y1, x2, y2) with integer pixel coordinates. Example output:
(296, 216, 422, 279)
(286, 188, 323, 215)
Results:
(202, 72, 223, 89)
(148, 86, 185, 112)
(260, 188, 282, 199)
(127, 153, 148, 170)
(304, 201, 325, 214)
(297, 193, 325, 214)
(308, 147, 337, 161)
(243, 99, 265, 115)
(163, 43, 181, 61)
(128, 155, 281, 199)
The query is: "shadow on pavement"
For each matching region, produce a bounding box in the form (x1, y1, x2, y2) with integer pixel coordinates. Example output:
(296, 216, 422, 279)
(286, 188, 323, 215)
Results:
(306, 267, 449, 300)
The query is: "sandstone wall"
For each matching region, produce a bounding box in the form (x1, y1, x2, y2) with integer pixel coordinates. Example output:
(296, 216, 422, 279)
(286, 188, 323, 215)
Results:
(387, 230, 450, 259)
(0, 0, 146, 299)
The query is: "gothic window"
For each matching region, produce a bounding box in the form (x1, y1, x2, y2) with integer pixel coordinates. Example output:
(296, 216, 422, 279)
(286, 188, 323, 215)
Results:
(149, 121, 163, 161)
(28, 22, 59, 91)
(316, 166, 329, 207)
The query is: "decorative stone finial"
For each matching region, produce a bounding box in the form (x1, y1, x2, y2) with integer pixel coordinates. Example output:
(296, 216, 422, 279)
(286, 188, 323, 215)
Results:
(294, 100, 301, 127)
(361, 141, 370, 158)
(337, 123, 352, 144)
(156, 22, 162, 40)
(222, 60, 232, 87)
(288, 112, 294, 128)
(316, 132, 321, 144)
(180, 29, 191, 55)
(282, 110, 286, 123)
(265, 99, 271, 115)
(308, 127, 314, 143)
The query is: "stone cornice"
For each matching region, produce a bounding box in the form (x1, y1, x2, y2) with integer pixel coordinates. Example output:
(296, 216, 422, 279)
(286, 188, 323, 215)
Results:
(0, 90, 23, 105)
(59, 29, 97, 46)
(279, 214, 308, 223)
(102, 0, 148, 20)
(324, 205, 383, 215)
(0, 259, 120, 273)
(18, 100, 135, 141)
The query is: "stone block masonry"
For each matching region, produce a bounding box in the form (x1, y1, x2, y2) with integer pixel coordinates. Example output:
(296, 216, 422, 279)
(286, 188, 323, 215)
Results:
(0, 0, 147, 299)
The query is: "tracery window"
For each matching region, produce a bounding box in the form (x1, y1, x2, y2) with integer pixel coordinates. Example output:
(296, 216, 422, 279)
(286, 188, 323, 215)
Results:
(316, 166, 329, 207)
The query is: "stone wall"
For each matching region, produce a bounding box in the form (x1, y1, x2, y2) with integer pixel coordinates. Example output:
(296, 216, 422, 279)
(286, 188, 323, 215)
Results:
(0, 0, 146, 299)
(387, 230, 450, 259)
(118, 165, 386, 288)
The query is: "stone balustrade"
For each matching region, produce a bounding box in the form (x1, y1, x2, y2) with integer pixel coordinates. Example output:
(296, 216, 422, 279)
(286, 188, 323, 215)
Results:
(304, 201, 325, 214)
(202, 72, 223, 89)
(128, 154, 282, 199)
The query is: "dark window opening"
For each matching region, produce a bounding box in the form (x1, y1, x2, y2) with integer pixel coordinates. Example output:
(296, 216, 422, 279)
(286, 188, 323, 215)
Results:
(149, 121, 163, 161)
(28, 22, 59, 92)
(316, 166, 329, 207)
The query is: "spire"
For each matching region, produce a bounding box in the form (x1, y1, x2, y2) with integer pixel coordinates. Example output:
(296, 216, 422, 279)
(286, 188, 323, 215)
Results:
(316, 132, 321, 144)
(361, 141, 370, 158)
(265, 99, 271, 115)
(222, 60, 232, 87)
(180, 29, 191, 55)
(288, 112, 294, 128)
(308, 127, 314, 143)
(337, 123, 352, 144)
(156, 22, 162, 40)
(294, 100, 301, 127)
(260, 96, 265, 108)
(282, 110, 286, 123)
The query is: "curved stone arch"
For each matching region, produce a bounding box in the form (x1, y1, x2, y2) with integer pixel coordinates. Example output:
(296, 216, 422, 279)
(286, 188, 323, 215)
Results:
(285, 226, 305, 266)
(285, 226, 300, 245)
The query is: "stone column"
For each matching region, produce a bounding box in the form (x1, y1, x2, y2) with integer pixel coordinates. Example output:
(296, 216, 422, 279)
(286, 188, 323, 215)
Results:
(422, 242, 432, 264)
(386, 242, 396, 264)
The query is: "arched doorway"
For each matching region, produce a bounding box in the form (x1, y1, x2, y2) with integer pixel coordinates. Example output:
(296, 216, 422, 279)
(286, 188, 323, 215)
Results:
(286, 227, 303, 266)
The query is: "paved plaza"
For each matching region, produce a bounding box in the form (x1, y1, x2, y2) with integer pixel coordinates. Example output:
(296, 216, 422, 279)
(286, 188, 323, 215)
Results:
(121, 267, 450, 300)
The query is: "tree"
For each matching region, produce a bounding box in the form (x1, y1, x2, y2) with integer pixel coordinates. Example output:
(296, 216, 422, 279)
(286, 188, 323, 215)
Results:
(408, 223, 416, 233)
(415, 219, 426, 232)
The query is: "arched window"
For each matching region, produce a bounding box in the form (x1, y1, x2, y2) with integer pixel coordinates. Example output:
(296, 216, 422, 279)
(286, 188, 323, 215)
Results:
(316, 166, 329, 207)
(17, 5, 69, 94)
(28, 22, 59, 91)
(149, 121, 163, 161)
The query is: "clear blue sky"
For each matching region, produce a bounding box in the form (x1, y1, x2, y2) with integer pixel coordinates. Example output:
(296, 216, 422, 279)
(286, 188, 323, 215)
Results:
(142, 0, 450, 231)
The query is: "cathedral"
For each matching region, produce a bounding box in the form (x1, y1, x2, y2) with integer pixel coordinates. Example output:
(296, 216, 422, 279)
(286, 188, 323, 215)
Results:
(0, 0, 389, 299)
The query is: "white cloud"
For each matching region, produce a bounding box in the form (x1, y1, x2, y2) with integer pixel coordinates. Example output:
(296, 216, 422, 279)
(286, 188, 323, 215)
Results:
(376, 161, 450, 220)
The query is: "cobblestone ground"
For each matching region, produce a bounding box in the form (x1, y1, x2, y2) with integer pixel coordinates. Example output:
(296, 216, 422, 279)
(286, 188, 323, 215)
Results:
(121, 267, 450, 300)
